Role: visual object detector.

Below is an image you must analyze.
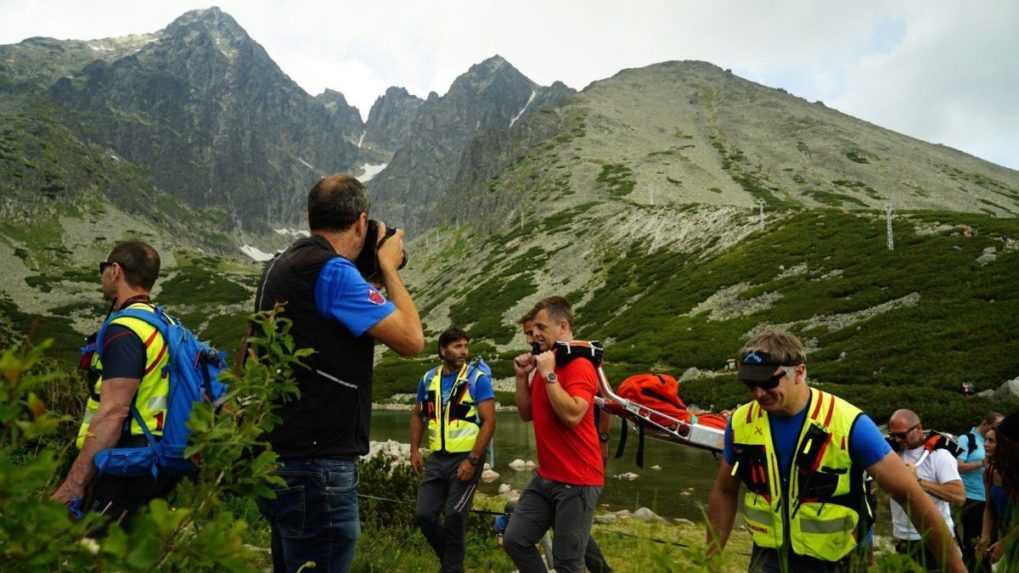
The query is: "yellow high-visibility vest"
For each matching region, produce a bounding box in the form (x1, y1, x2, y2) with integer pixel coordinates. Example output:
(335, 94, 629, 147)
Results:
(730, 387, 871, 563)
(423, 364, 483, 453)
(75, 303, 171, 449)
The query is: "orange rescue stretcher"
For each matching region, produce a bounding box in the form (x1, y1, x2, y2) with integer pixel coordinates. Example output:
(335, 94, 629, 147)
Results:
(551, 340, 728, 455)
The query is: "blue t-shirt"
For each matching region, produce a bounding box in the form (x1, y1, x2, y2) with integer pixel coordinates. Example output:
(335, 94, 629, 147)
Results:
(724, 402, 891, 483)
(416, 366, 495, 406)
(956, 428, 986, 501)
(99, 324, 146, 379)
(314, 257, 395, 336)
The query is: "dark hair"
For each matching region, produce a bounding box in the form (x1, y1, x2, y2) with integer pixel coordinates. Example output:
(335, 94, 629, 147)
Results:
(518, 308, 536, 325)
(531, 296, 574, 328)
(992, 414, 1019, 495)
(108, 241, 160, 290)
(308, 175, 369, 231)
(438, 326, 470, 356)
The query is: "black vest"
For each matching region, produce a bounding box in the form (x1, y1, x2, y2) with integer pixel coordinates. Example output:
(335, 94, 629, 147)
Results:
(255, 235, 375, 458)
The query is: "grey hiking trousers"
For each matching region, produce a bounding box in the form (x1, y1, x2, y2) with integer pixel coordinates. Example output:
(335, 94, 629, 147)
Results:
(415, 452, 481, 573)
(503, 473, 602, 573)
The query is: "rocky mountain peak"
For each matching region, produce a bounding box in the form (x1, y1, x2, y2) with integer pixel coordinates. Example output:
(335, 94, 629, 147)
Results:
(162, 7, 252, 61)
(450, 54, 533, 96)
(363, 86, 423, 155)
(316, 89, 364, 142)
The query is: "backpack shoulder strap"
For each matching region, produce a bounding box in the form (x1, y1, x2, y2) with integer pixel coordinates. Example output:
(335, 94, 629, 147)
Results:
(966, 432, 978, 455)
(96, 306, 169, 356)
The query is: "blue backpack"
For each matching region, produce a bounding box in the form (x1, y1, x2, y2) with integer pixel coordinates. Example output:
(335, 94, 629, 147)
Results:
(91, 305, 228, 478)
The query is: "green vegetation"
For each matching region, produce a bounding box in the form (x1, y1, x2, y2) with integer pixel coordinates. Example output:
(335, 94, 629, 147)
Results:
(597, 163, 637, 197)
(708, 134, 793, 207)
(565, 209, 1019, 432)
(0, 310, 303, 572)
(449, 274, 537, 344)
(832, 179, 882, 201)
(845, 149, 871, 164)
(803, 190, 869, 208)
(158, 265, 250, 306)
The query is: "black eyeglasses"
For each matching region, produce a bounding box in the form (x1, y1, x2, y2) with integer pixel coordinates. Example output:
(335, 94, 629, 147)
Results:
(889, 424, 920, 440)
(741, 367, 791, 391)
(99, 261, 116, 274)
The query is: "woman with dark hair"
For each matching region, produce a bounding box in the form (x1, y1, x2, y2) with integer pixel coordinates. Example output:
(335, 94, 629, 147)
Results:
(978, 414, 1019, 570)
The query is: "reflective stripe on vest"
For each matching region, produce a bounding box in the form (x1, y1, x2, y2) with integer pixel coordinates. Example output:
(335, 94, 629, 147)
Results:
(425, 364, 481, 453)
(75, 304, 171, 449)
(730, 387, 865, 562)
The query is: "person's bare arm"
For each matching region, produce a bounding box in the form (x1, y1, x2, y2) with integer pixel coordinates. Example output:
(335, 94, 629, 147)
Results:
(919, 478, 966, 506)
(52, 377, 140, 503)
(513, 353, 534, 422)
(870, 452, 966, 573)
(409, 402, 425, 474)
(706, 459, 741, 557)
(368, 230, 423, 356)
(957, 457, 983, 473)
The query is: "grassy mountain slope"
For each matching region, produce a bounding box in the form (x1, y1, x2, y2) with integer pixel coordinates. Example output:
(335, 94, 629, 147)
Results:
(452, 61, 1019, 234)
(397, 204, 1018, 431)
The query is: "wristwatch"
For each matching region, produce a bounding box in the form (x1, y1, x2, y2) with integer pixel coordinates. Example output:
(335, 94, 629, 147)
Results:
(599, 432, 610, 443)
(545, 372, 558, 384)
(467, 454, 482, 466)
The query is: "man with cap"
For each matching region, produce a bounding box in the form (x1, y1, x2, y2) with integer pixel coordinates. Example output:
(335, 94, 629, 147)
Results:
(706, 329, 965, 573)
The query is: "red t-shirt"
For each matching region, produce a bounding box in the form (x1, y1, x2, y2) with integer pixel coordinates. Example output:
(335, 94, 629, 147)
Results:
(531, 358, 604, 486)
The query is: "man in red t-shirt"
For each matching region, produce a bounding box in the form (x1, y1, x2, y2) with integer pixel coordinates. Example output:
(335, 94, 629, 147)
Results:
(503, 296, 604, 573)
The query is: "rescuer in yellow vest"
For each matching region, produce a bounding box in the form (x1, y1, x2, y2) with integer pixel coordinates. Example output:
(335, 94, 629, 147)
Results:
(51, 241, 181, 524)
(706, 330, 965, 573)
(410, 326, 496, 573)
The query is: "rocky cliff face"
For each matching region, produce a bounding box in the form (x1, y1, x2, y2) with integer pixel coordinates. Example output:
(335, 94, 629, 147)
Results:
(46, 7, 360, 230)
(367, 55, 539, 230)
(316, 88, 365, 145)
(362, 86, 423, 156)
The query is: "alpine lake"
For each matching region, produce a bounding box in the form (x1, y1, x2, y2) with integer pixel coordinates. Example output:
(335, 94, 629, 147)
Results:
(370, 409, 721, 522)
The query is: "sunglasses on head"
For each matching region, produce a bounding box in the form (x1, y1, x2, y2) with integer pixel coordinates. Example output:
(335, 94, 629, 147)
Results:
(889, 424, 920, 440)
(740, 367, 792, 391)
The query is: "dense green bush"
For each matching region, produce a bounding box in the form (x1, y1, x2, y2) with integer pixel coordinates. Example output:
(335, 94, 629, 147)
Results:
(0, 308, 302, 572)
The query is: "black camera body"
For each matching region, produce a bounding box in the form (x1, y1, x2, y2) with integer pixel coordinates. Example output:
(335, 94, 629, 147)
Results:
(355, 219, 407, 282)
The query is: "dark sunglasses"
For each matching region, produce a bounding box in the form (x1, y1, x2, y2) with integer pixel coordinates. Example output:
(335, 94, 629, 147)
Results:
(741, 368, 789, 391)
(99, 260, 116, 274)
(889, 424, 920, 440)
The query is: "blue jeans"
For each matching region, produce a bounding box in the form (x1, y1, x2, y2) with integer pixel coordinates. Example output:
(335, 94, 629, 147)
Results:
(257, 458, 361, 573)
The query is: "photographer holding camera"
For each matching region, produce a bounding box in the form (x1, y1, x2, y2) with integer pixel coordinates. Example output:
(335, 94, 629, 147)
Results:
(254, 174, 424, 573)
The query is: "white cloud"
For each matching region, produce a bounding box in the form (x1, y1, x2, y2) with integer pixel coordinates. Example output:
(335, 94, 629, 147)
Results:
(0, 0, 1015, 169)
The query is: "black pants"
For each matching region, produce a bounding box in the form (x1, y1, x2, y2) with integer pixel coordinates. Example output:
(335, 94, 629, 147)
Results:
(747, 546, 861, 573)
(87, 471, 180, 533)
(415, 453, 481, 573)
(583, 535, 612, 572)
(958, 499, 986, 570)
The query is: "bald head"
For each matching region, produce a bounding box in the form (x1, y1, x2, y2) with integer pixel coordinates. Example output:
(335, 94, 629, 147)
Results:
(889, 409, 925, 449)
(890, 409, 921, 427)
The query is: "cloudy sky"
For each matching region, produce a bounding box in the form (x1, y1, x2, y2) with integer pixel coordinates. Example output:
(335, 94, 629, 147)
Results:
(2, 0, 1016, 169)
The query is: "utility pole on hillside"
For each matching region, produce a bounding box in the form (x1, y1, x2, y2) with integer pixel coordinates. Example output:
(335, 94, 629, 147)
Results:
(757, 200, 766, 230)
(886, 203, 895, 251)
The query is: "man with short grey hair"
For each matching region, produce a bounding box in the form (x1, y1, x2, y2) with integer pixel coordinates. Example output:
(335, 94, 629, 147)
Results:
(888, 409, 966, 572)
